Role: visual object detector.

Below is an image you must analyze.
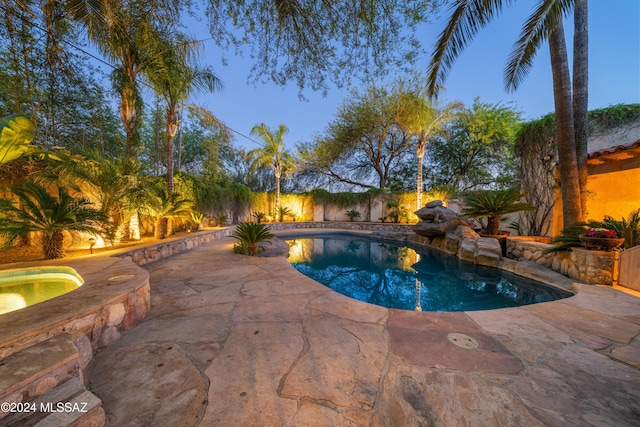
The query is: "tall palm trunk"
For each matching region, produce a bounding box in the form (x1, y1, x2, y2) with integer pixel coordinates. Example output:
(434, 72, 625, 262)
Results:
(120, 82, 139, 159)
(166, 108, 178, 194)
(42, 230, 65, 259)
(573, 0, 589, 217)
(416, 133, 426, 210)
(274, 166, 281, 220)
(549, 21, 583, 227)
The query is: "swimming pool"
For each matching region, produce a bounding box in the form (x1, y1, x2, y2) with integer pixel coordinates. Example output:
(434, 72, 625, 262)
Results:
(286, 234, 571, 312)
(0, 266, 84, 315)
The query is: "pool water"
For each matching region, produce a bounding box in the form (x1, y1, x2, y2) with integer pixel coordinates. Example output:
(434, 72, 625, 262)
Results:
(286, 235, 571, 312)
(0, 267, 83, 315)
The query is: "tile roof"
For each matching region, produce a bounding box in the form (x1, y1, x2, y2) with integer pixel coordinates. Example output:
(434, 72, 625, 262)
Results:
(588, 139, 640, 158)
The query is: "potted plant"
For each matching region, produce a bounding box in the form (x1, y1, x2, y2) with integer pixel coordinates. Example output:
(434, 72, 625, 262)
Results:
(462, 188, 535, 256)
(579, 228, 624, 251)
(345, 209, 361, 222)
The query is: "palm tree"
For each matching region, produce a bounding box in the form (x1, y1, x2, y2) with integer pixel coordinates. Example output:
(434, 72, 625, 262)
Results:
(147, 34, 226, 194)
(231, 222, 274, 256)
(74, 0, 180, 159)
(461, 188, 535, 236)
(397, 94, 462, 210)
(426, 0, 588, 228)
(0, 115, 36, 164)
(147, 186, 192, 239)
(0, 182, 108, 259)
(248, 123, 294, 220)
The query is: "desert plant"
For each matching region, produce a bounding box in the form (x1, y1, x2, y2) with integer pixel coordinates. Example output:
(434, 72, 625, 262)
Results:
(147, 188, 192, 239)
(461, 188, 535, 236)
(230, 222, 274, 256)
(386, 200, 408, 223)
(345, 209, 361, 222)
(0, 182, 108, 259)
(252, 211, 266, 223)
(622, 208, 640, 248)
(589, 208, 640, 248)
(276, 206, 292, 222)
(545, 224, 589, 253)
(212, 212, 229, 227)
(189, 211, 208, 232)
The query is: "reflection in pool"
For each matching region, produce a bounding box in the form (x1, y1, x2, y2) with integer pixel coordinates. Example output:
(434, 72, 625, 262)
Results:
(286, 235, 571, 312)
(0, 266, 83, 315)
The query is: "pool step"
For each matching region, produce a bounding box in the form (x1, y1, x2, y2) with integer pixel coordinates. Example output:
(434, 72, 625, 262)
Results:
(0, 333, 97, 425)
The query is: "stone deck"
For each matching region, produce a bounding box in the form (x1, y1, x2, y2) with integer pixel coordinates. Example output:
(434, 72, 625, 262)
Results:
(85, 235, 640, 426)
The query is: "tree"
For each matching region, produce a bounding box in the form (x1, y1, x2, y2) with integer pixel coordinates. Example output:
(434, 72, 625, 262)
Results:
(461, 188, 534, 236)
(69, 0, 182, 158)
(248, 123, 293, 219)
(206, 0, 440, 95)
(147, 34, 226, 194)
(396, 84, 463, 209)
(400, 99, 521, 193)
(1, 1, 124, 153)
(297, 85, 413, 189)
(426, 0, 588, 228)
(0, 182, 108, 259)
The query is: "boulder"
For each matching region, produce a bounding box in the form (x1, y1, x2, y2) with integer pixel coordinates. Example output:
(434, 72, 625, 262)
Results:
(413, 201, 474, 238)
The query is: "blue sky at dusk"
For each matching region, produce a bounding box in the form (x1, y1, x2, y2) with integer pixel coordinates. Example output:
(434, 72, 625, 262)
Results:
(183, 1, 639, 150)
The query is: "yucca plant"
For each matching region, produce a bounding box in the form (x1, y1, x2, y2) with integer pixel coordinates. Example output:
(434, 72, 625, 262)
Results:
(462, 188, 535, 236)
(0, 182, 108, 259)
(230, 222, 274, 256)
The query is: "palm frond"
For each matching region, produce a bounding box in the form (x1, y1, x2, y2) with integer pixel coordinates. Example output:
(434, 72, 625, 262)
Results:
(505, 0, 573, 91)
(427, 0, 515, 98)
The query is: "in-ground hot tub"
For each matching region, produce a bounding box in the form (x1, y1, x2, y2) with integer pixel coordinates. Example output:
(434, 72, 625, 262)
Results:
(0, 266, 83, 315)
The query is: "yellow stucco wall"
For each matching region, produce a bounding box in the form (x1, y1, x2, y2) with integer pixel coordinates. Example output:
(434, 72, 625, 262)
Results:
(586, 169, 640, 222)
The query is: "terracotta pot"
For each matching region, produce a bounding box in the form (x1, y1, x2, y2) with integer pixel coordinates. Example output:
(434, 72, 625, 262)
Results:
(579, 236, 624, 251)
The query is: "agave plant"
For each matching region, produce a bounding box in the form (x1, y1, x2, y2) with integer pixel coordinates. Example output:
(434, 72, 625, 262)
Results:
(230, 222, 274, 256)
(462, 188, 535, 236)
(0, 182, 108, 259)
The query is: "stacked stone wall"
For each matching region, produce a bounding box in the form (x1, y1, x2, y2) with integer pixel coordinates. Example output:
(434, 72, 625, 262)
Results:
(506, 237, 617, 285)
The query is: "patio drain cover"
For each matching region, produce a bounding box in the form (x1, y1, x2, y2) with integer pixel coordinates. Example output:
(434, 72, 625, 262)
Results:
(447, 332, 479, 349)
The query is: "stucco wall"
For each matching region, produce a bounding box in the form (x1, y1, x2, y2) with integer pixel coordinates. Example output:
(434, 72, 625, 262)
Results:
(587, 168, 640, 221)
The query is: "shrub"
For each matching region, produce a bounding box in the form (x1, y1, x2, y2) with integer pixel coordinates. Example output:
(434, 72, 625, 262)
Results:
(230, 222, 274, 256)
(345, 209, 361, 221)
(461, 188, 535, 236)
